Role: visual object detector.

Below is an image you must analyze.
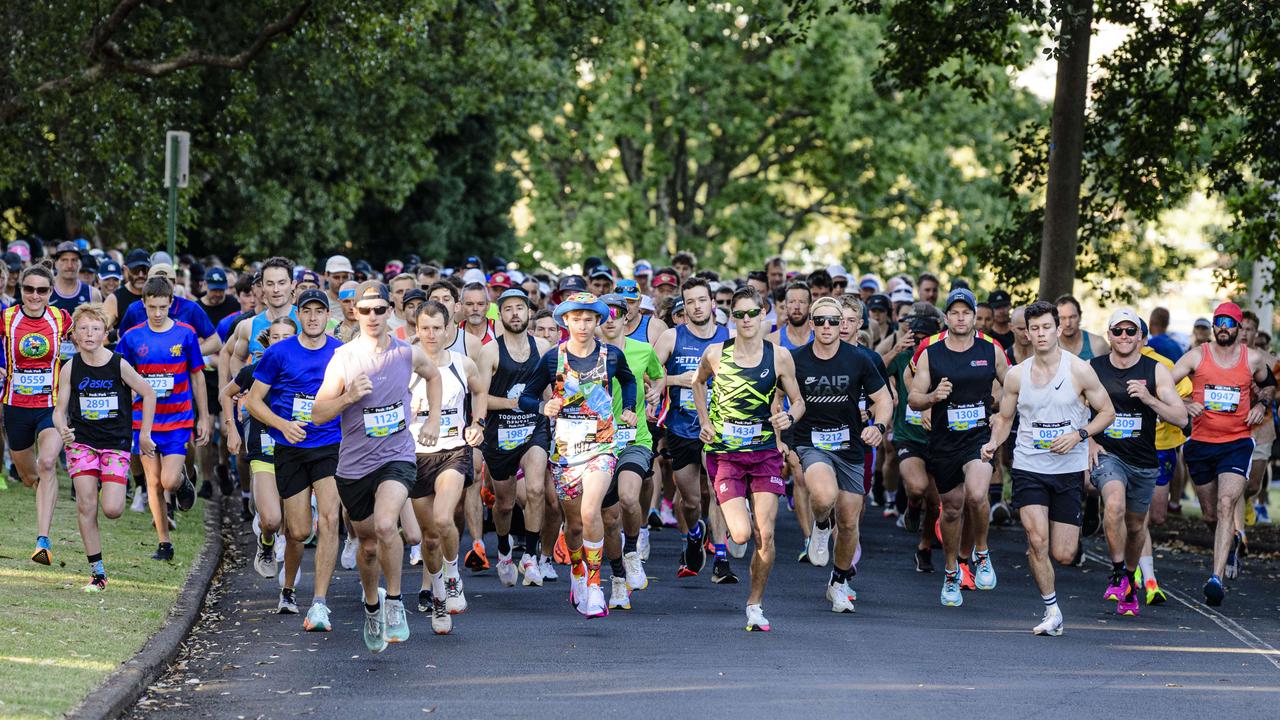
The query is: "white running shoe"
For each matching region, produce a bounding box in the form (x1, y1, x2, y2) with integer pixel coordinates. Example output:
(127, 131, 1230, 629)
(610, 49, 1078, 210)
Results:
(278, 563, 301, 588)
(538, 556, 559, 582)
(496, 552, 518, 587)
(623, 551, 647, 591)
(827, 582, 856, 614)
(608, 576, 631, 610)
(638, 527, 651, 561)
(728, 538, 748, 559)
(431, 594, 452, 635)
(274, 533, 285, 563)
(570, 566, 588, 615)
(277, 589, 299, 614)
(808, 523, 832, 567)
(443, 573, 467, 615)
(303, 602, 331, 632)
(253, 541, 278, 579)
(745, 603, 771, 632)
(659, 502, 677, 527)
(518, 553, 543, 586)
(585, 584, 609, 618)
(341, 537, 358, 570)
(130, 487, 148, 513)
(408, 544, 423, 566)
(1033, 605, 1064, 636)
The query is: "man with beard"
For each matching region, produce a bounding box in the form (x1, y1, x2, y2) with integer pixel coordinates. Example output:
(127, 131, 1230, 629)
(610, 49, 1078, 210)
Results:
(1170, 302, 1275, 606)
(653, 278, 729, 577)
(460, 281, 495, 344)
(474, 289, 554, 587)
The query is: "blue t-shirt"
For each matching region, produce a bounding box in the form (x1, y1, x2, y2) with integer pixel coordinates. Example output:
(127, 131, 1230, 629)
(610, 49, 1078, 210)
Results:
(120, 296, 216, 341)
(217, 311, 243, 342)
(1146, 334, 1183, 363)
(118, 321, 205, 432)
(253, 335, 343, 448)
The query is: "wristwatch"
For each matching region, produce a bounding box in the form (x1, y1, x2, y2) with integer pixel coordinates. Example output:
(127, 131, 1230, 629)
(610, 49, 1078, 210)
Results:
(1077, 428, 1089, 441)
(874, 422, 887, 434)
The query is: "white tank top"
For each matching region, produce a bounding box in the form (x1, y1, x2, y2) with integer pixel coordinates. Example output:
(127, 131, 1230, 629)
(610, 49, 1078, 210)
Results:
(446, 328, 468, 357)
(1012, 352, 1090, 474)
(410, 351, 468, 453)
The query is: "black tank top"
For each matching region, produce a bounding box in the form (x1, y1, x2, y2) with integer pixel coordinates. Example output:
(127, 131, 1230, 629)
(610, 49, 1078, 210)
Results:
(484, 335, 549, 449)
(919, 331, 999, 454)
(68, 353, 133, 451)
(1090, 354, 1158, 468)
(51, 281, 92, 314)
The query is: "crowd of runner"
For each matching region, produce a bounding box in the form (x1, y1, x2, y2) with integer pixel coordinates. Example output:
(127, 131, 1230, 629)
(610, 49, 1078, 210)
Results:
(4, 237, 1277, 649)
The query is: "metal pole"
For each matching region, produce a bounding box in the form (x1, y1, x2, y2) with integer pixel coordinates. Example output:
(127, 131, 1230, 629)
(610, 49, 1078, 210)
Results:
(167, 133, 179, 259)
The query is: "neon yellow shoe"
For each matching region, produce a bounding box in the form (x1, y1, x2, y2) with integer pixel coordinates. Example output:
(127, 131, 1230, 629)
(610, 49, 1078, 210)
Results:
(1245, 502, 1257, 527)
(1134, 568, 1166, 605)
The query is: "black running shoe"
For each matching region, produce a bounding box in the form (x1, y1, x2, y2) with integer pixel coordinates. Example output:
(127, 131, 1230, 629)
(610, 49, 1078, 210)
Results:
(914, 547, 934, 573)
(196, 480, 213, 500)
(152, 543, 175, 561)
(684, 520, 707, 575)
(217, 464, 234, 496)
(176, 474, 197, 511)
(711, 558, 739, 584)
(418, 589, 433, 613)
(647, 509, 663, 530)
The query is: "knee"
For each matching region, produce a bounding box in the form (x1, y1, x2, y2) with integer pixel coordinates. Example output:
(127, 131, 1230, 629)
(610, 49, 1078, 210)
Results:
(76, 496, 97, 517)
(580, 505, 601, 528)
(36, 456, 57, 476)
(420, 530, 440, 552)
(941, 503, 963, 524)
(494, 491, 515, 515)
(1051, 546, 1076, 565)
(286, 524, 311, 544)
(102, 503, 124, 520)
(755, 528, 775, 551)
(372, 516, 399, 542)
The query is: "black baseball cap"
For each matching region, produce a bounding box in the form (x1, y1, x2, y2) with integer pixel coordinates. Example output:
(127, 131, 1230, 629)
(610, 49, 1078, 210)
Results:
(987, 289, 1012, 308)
(867, 294, 892, 313)
(2, 252, 21, 273)
(125, 248, 151, 269)
(297, 288, 330, 310)
(53, 241, 80, 260)
(402, 288, 427, 305)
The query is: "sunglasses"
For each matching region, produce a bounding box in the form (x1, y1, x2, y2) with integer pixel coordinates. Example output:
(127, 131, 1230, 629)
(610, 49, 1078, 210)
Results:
(1213, 316, 1238, 329)
(731, 308, 763, 319)
(812, 315, 841, 327)
(1109, 326, 1138, 337)
(832, 281, 848, 289)
(356, 305, 390, 316)
(21, 284, 50, 295)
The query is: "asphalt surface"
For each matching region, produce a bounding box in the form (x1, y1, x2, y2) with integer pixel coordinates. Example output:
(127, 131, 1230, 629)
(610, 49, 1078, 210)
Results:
(129, 496, 1280, 719)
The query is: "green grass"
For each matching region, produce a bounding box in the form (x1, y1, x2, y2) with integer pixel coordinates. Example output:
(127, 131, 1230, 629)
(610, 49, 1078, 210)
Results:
(0, 475, 204, 719)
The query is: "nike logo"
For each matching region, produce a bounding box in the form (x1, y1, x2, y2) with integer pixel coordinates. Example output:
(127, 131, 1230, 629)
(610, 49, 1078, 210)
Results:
(805, 376, 817, 384)
(1054, 380, 1064, 390)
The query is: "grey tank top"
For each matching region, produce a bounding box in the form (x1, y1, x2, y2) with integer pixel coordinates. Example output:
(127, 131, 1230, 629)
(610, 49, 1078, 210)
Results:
(1012, 352, 1090, 474)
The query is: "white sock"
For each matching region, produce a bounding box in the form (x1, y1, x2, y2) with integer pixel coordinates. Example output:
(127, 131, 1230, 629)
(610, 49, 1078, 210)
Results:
(444, 556, 459, 577)
(1138, 556, 1155, 583)
(431, 570, 446, 598)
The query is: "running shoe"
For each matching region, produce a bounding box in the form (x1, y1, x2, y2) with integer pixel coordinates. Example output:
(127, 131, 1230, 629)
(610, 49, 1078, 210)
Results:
(570, 564, 589, 615)
(518, 553, 543, 586)
(152, 543, 174, 561)
(940, 569, 963, 607)
(914, 547, 934, 573)
(274, 532, 285, 563)
(990, 501, 1013, 527)
(217, 463, 234, 496)
(408, 544, 422, 566)
(973, 552, 997, 590)
(882, 505, 899, 519)
(895, 512, 907, 529)
(647, 508, 664, 530)
(254, 541, 277, 579)
(1033, 605, 1064, 636)
(384, 592, 409, 643)
(711, 558, 739, 584)
(363, 593, 388, 654)
(553, 531, 571, 565)
(277, 588, 299, 615)
(197, 480, 213, 500)
(1245, 501, 1257, 527)
(796, 536, 810, 564)
(904, 500, 922, 532)
(1167, 501, 1182, 515)
(827, 582, 856, 614)
(1116, 579, 1139, 616)
(480, 484, 496, 508)
(303, 603, 332, 632)
(808, 523, 832, 567)
(638, 527, 651, 561)
(684, 520, 707, 575)
(30, 546, 51, 565)
(538, 556, 559, 582)
(175, 473, 197, 511)
(1103, 571, 1126, 602)
(745, 604, 771, 632)
(727, 537, 747, 559)
(1203, 575, 1225, 607)
(1135, 568, 1166, 605)
(623, 551, 647, 591)
(1255, 502, 1271, 524)
(464, 540, 489, 571)
(496, 552, 518, 587)
(958, 560, 976, 591)
(1224, 533, 1242, 581)
(84, 574, 108, 593)
(659, 498, 677, 527)
(278, 563, 301, 589)
(448, 571, 473, 609)
(418, 589, 433, 613)
(585, 584, 609, 618)
(130, 487, 148, 513)
(431, 595, 452, 635)
(608, 576, 631, 610)
(341, 537, 358, 570)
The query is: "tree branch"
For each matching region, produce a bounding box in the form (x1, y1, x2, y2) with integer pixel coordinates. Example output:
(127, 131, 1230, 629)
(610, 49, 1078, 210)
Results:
(85, 0, 145, 58)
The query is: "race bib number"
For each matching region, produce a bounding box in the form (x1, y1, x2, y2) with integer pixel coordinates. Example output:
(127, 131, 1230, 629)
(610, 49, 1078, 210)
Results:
(497, 424, 534, 450)
(78, 394, 119, 420)
(261, 432, 275, 457)
(557, 418, 599, 459)
(1204, 384, 1240, 413)
(13, 370, 52, 396)
(1104, 413, 1143, 439)
(362, 402, 406, 438)
(614, 426, 637, 448)
(680, 387, 712, 412)
(291, 393, 315, 423)
(1031, 421, 1071, 449)
(905, 407, 924, 426)
(146, 374, 175, 398)
(946, 402, 985, 431)
(721, 421, 762, 448)
(426, 407, 461, 439)
(812, 427, 851, 451)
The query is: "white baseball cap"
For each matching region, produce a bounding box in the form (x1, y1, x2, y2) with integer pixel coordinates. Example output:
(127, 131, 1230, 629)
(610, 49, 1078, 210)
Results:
(325, 255, 354, 274)
(462, 268, 486, 285)
(1107, 307, 1142, 330)
(827, 264, 850, 281)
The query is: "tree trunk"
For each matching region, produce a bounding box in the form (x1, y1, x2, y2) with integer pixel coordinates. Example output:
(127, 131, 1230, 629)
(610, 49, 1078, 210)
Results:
(1037, 0, 1093, 301)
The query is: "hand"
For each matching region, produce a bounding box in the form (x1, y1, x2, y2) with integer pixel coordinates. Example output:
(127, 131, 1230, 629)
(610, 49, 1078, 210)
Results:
(226, 427, 242, 456)
(932, 377, 953, 404)
(139, 431, 157, 458)
(860, 425, 883, 447)
(418, 422, 439, 448)
(677, 370, 697, 388)
(770, 411, 793, 431)
(1088, 439, 1104, 469)
(979, 440, 997, 462)
(543, 397, 563, 417)
(1049, 431, 1082, 455)
(1246, 404, 1266, 426)
(644, 384, 661, 408)
(1185, 401, 1204, 418)
(895, 331, 914, 353)
(195, 415, 211, 447)
(620, 409, 638, 427)
(921, 413, 932, 432)
(1126, 379, 1153, 404)
(347, 373, 373, 403)
(59, 426, 75, 445)
(280, 420, 307, 445)
(699, 421, 715, 444)
(464, 423, 484, 447)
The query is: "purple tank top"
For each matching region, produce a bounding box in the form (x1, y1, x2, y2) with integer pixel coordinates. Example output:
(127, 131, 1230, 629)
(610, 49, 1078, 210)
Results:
(333, 336, 416, 478)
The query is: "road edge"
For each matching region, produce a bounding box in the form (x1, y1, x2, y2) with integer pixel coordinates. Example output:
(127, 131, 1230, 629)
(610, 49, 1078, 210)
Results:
(63, 494, 225, 720)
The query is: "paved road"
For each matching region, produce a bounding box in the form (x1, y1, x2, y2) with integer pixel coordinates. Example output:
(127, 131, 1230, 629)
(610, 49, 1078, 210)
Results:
(130, 498, 1280, 719)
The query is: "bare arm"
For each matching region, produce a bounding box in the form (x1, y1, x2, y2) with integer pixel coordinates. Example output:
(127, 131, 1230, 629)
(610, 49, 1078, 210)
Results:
(772, 346, 805, 427)
(1144, 363, 1190, 427)
(52, 363, 74, 443)
(413, 346, 443, 448)
(981, 367, 1021, 458)
(311, 360, 355, 426)
(190, 367, 211, 446)
(463, 356, 488, 445)
(908, 351, 946, 411)
(692, 344, 720, 442)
